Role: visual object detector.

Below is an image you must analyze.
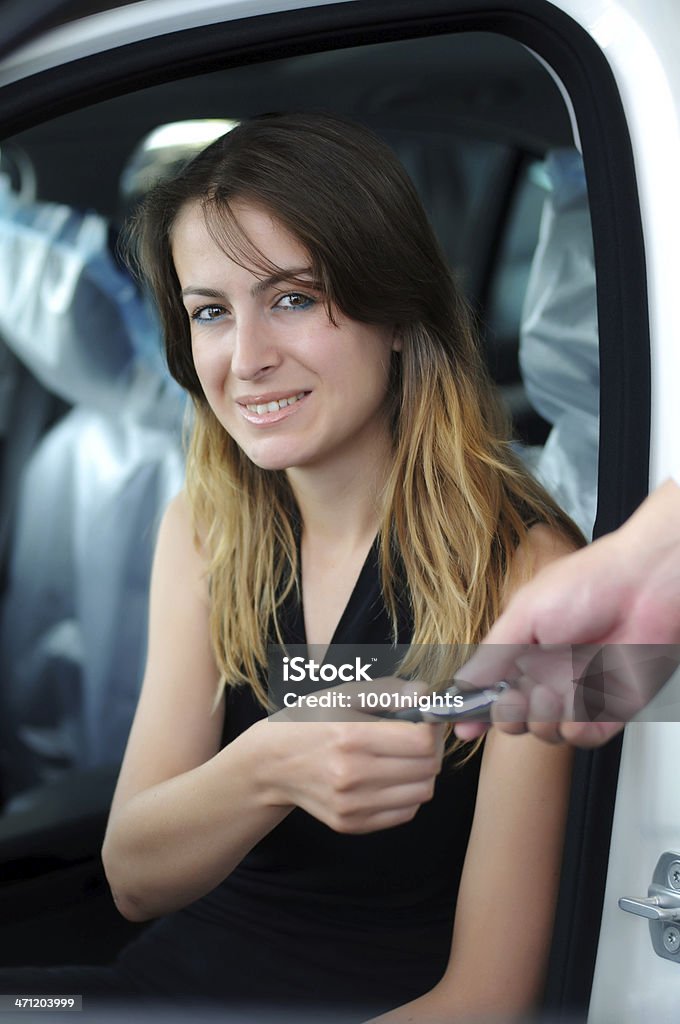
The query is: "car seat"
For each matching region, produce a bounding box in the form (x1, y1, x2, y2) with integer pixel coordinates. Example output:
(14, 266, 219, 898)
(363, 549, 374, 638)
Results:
(0, 174, 185, 806)
(518, 148, 599, 539)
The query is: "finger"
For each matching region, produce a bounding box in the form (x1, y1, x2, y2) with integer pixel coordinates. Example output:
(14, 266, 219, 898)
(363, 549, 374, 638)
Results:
(520, 680, 566, 744)
(335, 720, 442, 759)
(526, 686, 565, 743)
(453, 721, 490, 741)
(559, 720, 624, 747)
(491, 719, 529, 736)
(456, 641, 530, 691)
(489, 684, 530, 732)
(527, 682, 568, 720)
(528, 721, 564, 743)
(348, 778, 444, 830)
(360, 757, 443, 789)
(362, 779, 437, 812)
(271, 702, 377, 723)
(339, 805, 423, 834)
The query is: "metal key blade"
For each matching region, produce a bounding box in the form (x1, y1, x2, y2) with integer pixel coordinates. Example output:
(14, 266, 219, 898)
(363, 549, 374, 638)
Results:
(387, 680, 510, 722)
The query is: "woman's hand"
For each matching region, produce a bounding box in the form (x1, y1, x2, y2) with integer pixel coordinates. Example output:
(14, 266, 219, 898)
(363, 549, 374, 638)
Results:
(259, 677, 444, 834)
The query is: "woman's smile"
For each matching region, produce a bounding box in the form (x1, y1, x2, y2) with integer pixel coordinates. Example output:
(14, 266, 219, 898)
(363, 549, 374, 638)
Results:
(236, 390, 311, 424)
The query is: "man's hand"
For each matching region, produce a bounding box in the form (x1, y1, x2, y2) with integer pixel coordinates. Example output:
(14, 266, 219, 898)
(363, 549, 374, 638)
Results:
(454, 480, 680, 746)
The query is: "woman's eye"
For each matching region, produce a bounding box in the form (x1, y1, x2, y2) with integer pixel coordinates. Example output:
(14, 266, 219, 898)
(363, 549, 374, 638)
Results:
(191, 305, 226, 323)
(275, 292, 315, 311)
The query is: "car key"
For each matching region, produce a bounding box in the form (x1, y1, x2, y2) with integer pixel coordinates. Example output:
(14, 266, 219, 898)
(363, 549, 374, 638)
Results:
(381, 680, 511, 723)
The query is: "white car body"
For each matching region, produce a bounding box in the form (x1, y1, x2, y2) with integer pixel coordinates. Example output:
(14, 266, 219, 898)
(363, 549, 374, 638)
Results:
(545, 4, 680, 1021)
(1, 1, 679, 1020)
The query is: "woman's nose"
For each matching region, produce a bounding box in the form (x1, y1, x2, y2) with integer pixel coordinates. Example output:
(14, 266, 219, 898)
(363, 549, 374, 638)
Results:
(230, 312, 281, 381)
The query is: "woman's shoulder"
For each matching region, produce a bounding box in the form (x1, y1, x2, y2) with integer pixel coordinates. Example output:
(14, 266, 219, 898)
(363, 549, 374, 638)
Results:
(157, 491, 196, 560)
(504, 522, 579, 606)
(522, 521, 578, 561)
(158, 490, 207, 551)
(154, 490, 210, 602)
(160, 489, 192, 529)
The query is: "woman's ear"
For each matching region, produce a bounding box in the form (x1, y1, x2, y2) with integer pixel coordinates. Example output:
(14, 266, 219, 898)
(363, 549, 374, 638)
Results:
(391, 327, 402, 352)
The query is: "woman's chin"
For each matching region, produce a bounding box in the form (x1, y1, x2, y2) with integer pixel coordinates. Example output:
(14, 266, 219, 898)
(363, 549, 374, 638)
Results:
(241, 445, 305, 473)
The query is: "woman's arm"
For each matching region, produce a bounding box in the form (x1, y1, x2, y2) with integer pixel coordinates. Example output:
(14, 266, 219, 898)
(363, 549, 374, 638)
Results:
(103, 494, 443, 923)
(369, 733, 573, 1022)
(367, 525, 576, 1023)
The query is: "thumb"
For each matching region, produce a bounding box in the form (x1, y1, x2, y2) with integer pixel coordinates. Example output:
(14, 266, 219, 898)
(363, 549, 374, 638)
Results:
(457, 602, 535, 691)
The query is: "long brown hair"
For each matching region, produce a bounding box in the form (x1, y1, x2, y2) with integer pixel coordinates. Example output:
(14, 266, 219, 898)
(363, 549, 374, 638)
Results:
(125, 112, 582, 716)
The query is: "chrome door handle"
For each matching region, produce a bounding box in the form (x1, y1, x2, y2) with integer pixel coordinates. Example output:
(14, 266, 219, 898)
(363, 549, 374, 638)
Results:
(619, 896, 680, 923)
(619, 853, 680, 963)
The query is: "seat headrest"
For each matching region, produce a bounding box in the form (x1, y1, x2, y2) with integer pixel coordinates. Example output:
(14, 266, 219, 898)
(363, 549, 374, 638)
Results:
(0, 176, 165, 412)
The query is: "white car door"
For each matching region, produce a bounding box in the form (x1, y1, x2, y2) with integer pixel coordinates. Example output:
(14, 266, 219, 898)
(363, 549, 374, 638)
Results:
(552, 1, 680, 1020)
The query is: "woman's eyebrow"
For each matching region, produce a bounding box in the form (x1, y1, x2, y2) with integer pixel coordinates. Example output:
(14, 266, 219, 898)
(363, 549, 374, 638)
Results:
(250, 267, 315, 296)
(181, 286, 227, 299)
(181, 268, 315, 301)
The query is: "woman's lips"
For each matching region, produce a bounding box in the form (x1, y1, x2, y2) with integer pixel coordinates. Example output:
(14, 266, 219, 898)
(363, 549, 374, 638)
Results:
(236, 391, 310, 425)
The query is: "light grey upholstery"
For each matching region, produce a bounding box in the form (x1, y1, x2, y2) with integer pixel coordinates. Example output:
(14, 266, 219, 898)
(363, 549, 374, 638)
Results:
(0, 179, 185, 803)
(519, 149, 599, 538)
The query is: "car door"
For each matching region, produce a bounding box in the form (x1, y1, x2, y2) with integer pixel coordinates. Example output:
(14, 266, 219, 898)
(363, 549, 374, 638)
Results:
(552, 2, 680, 1021)
(0, 1, 675, 1021)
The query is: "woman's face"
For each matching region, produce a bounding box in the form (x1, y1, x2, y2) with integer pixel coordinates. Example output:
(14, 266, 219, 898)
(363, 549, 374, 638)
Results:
(172, 200, 399, 475)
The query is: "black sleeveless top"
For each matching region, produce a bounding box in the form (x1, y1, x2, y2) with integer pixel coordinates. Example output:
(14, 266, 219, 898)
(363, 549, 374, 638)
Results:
(116, 541, 482, 1018)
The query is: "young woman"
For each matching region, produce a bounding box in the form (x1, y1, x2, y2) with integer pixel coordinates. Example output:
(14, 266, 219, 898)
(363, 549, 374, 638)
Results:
(0, 113, 580, 1021)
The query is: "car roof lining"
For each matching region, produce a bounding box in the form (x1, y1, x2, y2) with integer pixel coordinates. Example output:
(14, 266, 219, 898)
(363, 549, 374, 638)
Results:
(8, 31, 572, 221)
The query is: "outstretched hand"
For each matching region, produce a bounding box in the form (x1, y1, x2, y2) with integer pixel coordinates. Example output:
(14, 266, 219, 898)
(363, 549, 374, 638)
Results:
(454, 480, 680, 746)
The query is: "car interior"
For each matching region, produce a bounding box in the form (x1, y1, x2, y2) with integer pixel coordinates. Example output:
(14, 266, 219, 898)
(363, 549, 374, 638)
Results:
(0, 16, 625, 1017)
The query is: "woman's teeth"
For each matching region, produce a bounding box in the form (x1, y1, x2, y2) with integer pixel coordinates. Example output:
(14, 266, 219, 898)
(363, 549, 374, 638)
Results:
(246, 392, 306, 414)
